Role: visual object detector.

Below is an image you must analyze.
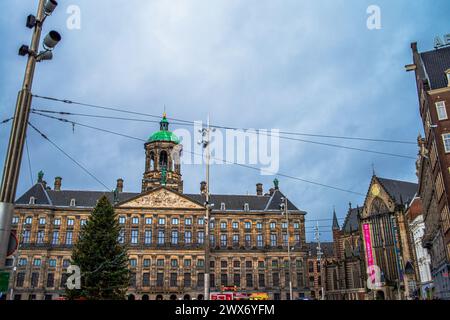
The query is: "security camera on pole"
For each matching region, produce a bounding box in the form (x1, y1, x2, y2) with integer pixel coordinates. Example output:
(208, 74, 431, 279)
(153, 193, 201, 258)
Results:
(0, 0, 62, 270)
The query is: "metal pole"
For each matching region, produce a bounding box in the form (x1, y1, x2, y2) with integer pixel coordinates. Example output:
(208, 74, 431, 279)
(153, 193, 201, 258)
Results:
(0, 0, 46, 269)
(204, 116, 211, 301)
(285, 197, 293, 300)
(315, 222, 325, 300)
(9, 220, 26, 300)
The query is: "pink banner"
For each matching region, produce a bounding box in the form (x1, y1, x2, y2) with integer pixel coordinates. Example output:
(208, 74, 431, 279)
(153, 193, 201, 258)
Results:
(363, 224, 374, 267)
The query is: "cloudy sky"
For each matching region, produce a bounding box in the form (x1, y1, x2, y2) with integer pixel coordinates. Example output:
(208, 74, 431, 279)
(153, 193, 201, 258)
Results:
(1, 0, 449, 240)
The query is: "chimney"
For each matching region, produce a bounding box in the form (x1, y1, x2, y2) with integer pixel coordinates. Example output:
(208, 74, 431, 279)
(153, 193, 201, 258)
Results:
(116, 178, 124, 193)
(256, 183, 263, 196)
(269, 188, 275, 196)
(200, 181, 207, 195)
(54, 177, 62, 191)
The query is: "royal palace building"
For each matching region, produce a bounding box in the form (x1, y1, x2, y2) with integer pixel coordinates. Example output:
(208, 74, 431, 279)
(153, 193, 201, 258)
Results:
(5, 115, 308, 300)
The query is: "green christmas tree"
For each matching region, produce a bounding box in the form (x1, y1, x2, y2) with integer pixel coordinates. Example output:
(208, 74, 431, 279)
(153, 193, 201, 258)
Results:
(67, 196, 129, 300)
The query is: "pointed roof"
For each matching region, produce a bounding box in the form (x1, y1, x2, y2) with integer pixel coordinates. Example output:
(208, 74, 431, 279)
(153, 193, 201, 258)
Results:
(377, 177, 417, 205)
(332, 208, 340, 230)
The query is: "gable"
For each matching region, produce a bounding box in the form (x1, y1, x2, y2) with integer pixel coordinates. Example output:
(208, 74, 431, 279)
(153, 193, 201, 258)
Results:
(117, 187, 204, 209)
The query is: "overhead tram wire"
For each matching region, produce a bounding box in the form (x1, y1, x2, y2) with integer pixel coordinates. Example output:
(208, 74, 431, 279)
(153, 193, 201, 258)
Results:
(1, 117, 14, 125)
(31, 112, 365, 197)
(31, 108, 416, 160)
(32, 94, 416, 145)
(25, 137, 34, 187)
(27, 122, 111, 191)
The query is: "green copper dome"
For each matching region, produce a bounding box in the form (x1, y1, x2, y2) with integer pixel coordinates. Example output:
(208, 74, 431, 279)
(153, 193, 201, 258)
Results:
(148, 113, 180, 144)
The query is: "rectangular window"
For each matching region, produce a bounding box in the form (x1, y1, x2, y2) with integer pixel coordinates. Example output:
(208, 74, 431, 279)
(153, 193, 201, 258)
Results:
(158, 230, 165, 245)
(210, 235, 215, 247)
(198, 218, 204, 225)
(273, 273, 280, 287)
(157, 273, 164, 287)
(245, 234, 251, 247)
(256, 222, 263, 230)
(184, 273, 191, 287)
(270, 222, 276, 230)
(80, 219, 87, 226)
(33, 258, 41, 267)
(52, 231, 59, 245)
(143, 259, 151, 267)
(282, 222, 288, 229)
(185, 231, 192, 244)
(60, 273, 68, 288)
(47, 273, 55, 288)
(25, 217, 33, 225)
(39, 218, 46, 225)
(220, 234, 227, 247)
(66, 231, 73, 245)
(119, 216, 126, 224)
(232, 234, 239, 246)
(157, 259, 165, 267)
(63, 259, 70, 268)
(210, 274, 216, 288)
(220, 221, 227, 230)
(221, 274, 228, 287)
(184, 259, 191, 267)
(257, 234, 263, 248)
(258, 274, 265, 288)
(197, 259, 205, 267)
(37, 231, 45, 244)
(171, 231, 179, 245)
(18, 258, 27, 266)
(258, 261, 265, 268)
(12, 216, 19, 224)
(132, 217, 139, 224)
(131, 230, 139, 244)
(234, 274, 241, 287)
(436, 101, 448, 120)
(198, 231, 205, 244)
(443, 133, 450, 153)
(233, 260, 241, 268)
(48, 259, 57, 267)
(172, 218, 179, 225)
(297, 273, 304, 287)
(232, 222, 239, 229)
(54, 218, 61, 226)
(270, 234, 277, 247)
(142, 273, 150, 287)
(171, 259, 178, 267)
(245, 221, 251, 230)
(22, 230, 31, 244)
(170, 273, 178, 287)
(145, 217, 152, 225)
(118, 229, 125, 244)
(16, 272, 25, 287)
(158, 218, 165, 225)
(185, 218, 192, 226)
(67, 219, 74, 226)
(294, 222, 300, 229)
(198, 273, 204, 288)
(129, 273, 136, 287)
(144, 230, 152, 245)
(246, 274, 253, 288)
(246, 261, 252, 269)
(283, 233, 288, 246)
(221, 260, 228, 268)
(130, 259, 137, 268)
(295, 234, 301, 245)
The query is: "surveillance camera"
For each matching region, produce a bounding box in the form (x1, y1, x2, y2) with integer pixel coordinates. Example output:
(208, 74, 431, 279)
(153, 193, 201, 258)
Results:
(26, 15, 37, 29)
(44, 0, 58, 15)
(43, 31, 61, 50)
(36, 50, 53, 62)
(18, 45, 30, 56)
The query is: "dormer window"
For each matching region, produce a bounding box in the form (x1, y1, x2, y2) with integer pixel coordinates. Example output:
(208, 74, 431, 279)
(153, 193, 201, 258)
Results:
(220, 203, 226, 211)
(29, 197, 36, 205)
(70, 199, 76, 207)
(244, 203, 250, 212)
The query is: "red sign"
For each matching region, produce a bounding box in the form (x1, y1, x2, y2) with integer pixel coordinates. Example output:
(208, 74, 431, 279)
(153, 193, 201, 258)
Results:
(210, 293, 233, 300)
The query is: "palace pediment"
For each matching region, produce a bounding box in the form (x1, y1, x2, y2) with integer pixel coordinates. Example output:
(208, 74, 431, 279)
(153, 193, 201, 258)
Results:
(117, 187, 204, 209)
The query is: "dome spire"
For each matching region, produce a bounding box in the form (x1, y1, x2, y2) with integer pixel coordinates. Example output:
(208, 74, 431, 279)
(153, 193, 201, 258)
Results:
(160, 112, 169, 131)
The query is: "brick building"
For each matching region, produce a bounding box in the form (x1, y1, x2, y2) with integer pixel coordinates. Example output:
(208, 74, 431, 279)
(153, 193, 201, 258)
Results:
(305, 242, 333, 300)
(408, 42, 450, 299)
(5, 114, 309, 300)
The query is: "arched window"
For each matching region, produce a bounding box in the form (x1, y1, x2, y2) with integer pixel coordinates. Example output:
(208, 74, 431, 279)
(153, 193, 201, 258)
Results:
(370, 197, 388, 215)
(150, 152, 155, 171)
(344, 240, 352, 258)
(160, 151, 168, 168)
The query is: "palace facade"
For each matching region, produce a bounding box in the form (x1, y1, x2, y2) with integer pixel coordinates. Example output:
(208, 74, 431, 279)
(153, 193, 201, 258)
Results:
(5, 115, 308, 300)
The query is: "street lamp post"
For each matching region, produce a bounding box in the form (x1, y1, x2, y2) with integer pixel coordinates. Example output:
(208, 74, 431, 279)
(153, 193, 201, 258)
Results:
(281, 196, 293, 300)
(0, 0, 61, 269)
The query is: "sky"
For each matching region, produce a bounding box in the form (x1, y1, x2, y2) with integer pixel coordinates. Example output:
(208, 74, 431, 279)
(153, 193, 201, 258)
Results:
(0, 0, 449, 241)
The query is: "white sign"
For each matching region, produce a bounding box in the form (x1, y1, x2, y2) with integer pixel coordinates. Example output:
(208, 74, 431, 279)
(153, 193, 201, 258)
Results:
(434, 34, 450, 49)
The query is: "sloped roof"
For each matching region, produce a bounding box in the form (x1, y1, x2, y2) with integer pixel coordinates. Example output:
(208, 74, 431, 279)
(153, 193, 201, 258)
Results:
(15, 184, 306, 214)
(420, 46, 450, 90)
(342, 207, 361, 233)
(307, 242, 334, 258)
(377, 177, 418, 205)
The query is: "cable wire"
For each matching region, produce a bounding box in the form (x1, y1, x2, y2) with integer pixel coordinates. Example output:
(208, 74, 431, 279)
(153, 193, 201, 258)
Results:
(25, 136, 34, 187)
(31, 108, 416, 160)
(32, 94, 416, 145)
(27, 122, 112, 191)
(1, 117, 13, 125)
(31, 112, 365, 196)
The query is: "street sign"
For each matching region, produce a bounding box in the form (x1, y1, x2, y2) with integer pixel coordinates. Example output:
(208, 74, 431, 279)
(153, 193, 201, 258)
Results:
(0, 271, 10, 293)
(7, 231, 18, 257)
